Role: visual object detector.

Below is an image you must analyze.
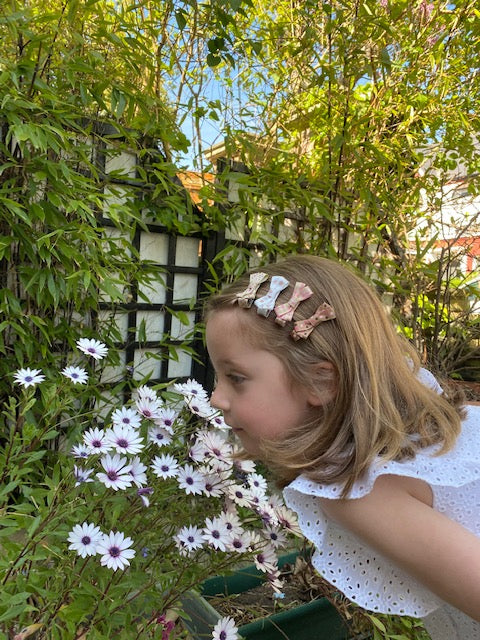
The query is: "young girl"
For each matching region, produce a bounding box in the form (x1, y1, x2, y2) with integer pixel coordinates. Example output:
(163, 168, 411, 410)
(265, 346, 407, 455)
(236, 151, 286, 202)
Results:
(205, 254, 480, 639)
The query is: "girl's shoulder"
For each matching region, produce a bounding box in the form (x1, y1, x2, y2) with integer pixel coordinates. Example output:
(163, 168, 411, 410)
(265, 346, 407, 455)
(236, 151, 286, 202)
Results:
(286, 404, 480, 502)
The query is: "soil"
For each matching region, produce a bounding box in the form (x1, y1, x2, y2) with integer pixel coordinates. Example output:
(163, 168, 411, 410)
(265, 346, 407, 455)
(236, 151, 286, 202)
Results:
(205, 555, 362, 632)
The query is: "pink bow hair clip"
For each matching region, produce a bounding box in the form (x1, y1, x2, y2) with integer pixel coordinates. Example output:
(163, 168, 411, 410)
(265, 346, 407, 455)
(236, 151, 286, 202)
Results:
(235, 272, 269, 308)
(254, 275, 289, 317)
(291, 302, 336, 340)
(274, 282, 313, 326)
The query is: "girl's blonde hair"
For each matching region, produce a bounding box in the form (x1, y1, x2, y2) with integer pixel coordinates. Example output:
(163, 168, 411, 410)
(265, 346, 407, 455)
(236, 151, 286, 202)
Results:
(205, 255, 464, 496)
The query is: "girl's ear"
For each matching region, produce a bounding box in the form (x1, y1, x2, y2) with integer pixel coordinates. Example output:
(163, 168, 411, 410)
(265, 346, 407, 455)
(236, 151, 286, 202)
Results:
(306, 361, 338, 407)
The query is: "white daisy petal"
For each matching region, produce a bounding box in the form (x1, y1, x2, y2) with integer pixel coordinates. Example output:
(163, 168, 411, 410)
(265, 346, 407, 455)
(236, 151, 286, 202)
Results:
(111, 406, 142, 429)
(151, 454, 179, 479)
(61, 366, 88, 384)
(67, 522, 103, 558)
(104, 425, 144, 455)
(96, 530, 136, 571)
(76, 338, 108, 360)
(96, 453, 133, 491)
(212, 616, 239, 640)
(13, 367, 45, 388)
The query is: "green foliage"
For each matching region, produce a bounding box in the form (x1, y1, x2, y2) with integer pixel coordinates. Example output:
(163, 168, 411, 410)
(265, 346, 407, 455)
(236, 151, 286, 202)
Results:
(0, 0, 206, 412)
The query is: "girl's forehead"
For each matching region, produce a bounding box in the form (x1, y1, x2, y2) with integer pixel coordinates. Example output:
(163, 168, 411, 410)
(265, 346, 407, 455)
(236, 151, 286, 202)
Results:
(206, 309, 263, 355)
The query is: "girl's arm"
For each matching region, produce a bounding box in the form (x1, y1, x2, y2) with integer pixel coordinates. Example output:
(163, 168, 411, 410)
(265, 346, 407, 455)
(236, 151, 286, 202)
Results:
(320, 474, 480, 622)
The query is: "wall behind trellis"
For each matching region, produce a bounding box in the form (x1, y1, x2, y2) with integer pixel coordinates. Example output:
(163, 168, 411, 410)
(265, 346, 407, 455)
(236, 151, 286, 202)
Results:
(93, 138, 221, 393)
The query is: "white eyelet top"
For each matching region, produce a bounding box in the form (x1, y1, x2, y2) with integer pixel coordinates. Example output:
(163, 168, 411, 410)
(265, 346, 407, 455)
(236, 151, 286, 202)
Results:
(283, 404, 480, 633)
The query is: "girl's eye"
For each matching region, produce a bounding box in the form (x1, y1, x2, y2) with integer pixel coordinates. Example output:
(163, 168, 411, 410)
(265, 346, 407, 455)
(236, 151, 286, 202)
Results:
(227, 373, 245, 385)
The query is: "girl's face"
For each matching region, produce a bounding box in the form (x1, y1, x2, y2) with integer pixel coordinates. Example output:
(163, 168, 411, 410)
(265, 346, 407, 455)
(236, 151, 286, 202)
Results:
(206, 308, 317, 458)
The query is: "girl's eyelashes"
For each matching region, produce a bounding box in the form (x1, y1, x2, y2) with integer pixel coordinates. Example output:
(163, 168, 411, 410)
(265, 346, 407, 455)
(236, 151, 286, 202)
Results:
(227, 373, 246, 385)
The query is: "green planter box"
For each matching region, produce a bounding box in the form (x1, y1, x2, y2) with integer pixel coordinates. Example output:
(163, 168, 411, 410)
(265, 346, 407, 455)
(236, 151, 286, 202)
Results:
(181, 552, 350, 640)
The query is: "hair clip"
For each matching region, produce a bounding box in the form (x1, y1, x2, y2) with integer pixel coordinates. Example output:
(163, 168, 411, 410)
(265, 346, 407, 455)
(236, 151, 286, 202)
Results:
(235, 272, 269, 308)
(254, 275, 289, 317)
(274, 282, 313, 326)
(291, 303, 336, 340)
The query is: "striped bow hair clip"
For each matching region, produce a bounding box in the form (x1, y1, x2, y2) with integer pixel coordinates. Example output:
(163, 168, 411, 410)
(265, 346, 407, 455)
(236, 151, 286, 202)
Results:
(274, 282, 313, 326)
(234, 272, 269, 308)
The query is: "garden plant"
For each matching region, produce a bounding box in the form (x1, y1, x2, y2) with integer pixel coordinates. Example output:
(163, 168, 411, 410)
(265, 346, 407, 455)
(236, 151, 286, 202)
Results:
(1, 337, 302, 639)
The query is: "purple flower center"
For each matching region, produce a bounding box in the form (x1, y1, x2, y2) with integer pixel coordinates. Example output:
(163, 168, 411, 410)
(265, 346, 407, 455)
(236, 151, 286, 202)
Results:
(161, 465, 169, 472)
(186, 477, 194, 484)
(117, 438, 129, 448)
(212, 530, 220, 539)
(87, 347, 96, 354)
(122, 418, 130, 424)
(25, 376, 33, 382)
(109, 546, 120, 557)
(72, 373, 79, 379)
(233, 540, 242, 549)
(220, 632, 227, 640)
(164, 419, 172, 426)
(187, 536, 194, 543)
(107, 470, 119, 481)
(81, 536, 91, 545)
(92, 440, 102, 448)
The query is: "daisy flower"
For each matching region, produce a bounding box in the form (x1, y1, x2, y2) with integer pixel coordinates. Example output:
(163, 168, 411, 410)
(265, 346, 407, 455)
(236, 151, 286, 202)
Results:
(111, 406, 142, 429)
(253, 544, 278, 574)
(212, 616, 239, 640)
(128, 456, 148, 487)
(135, 384, 159, 403)
(135, 396, 162, 420)
(137, 487, 154, 507)
(71, 443, 90, 458)
(151, 453, 179, 479)
(154, 407, 178, 433)
(104, 424, 144, 455)
(185, 396, 213, 418)
(198, 431, 233, 465)
(61, 366, 88, 384)
(173, 378, 208, 401)
(74, 465, 94, 486)
(76, 338, 108, 360)
(227, 531, 252, 554)
(274, 506, 301, 535)
(233, 455, 257, 474)
(148, 425, 172, 447)
(247, 472, 268, 494)
(13, 367, 45, 388)
(96, 453, 133, 491)
(202, 516, 230, 551)
(217, 511, 244, 537)
(207, 412, 230, 430)
(83, 427, 111, 454)
(227, 484, 253, 508)
(67, 522, 103, 558)
(96, 530, 135, 571)
(176, 464, 205, 495)
(174, 524, 204, 555)
(262, 525, 288, 549)
(201, 468, 229, 498)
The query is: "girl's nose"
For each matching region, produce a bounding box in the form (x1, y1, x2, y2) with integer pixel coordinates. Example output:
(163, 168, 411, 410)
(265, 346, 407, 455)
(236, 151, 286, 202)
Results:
(210, 384, 229, 412)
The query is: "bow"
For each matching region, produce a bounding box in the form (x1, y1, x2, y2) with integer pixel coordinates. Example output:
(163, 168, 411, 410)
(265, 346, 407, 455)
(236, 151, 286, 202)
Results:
(235, 272, 269, 308)
(274, 282, 313, 326)
(291, 303, 336, 340)
(254, 275, 289, 317)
